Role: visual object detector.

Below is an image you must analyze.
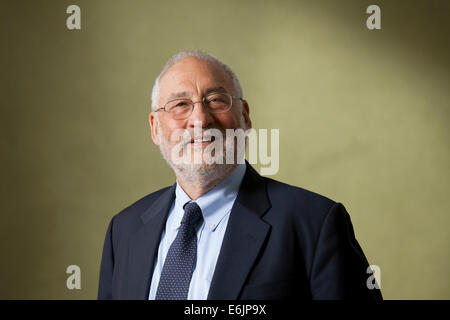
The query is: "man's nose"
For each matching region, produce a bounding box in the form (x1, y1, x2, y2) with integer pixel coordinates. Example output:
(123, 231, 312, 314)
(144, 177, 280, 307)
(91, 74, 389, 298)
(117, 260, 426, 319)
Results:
(187, 100, 213, 128)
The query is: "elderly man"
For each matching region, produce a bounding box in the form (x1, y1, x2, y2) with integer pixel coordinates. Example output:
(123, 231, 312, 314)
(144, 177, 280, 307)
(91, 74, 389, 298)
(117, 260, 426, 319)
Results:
(98, 51, 382, 300)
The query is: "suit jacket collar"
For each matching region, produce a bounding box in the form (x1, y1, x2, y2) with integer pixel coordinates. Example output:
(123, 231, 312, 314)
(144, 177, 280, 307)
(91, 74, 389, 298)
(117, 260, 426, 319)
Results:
(207, 163, 272, 299)
(127, 184, 175, 299)
(127, 162, 272, 299)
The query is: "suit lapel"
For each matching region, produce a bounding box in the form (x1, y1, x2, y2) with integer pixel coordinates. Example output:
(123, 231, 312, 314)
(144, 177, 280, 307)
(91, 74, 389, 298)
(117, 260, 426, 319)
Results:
(125, 163, 271, 300)
(126, 185, 175, 299)
(207, 164, 272, 299)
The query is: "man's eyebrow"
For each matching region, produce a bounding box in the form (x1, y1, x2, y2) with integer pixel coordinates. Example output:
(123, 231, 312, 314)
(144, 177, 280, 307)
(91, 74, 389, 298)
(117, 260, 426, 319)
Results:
(204, 86, 228, 95)
(168, 87, 229, 100)
(169, 91, 190, 99)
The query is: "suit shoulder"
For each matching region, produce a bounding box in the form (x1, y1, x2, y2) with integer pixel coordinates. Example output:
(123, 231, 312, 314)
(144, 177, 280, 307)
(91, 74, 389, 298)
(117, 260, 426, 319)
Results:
(263, 176, 338, 221)
(264, 176, 336, 206)
(111, 186, 172, 227)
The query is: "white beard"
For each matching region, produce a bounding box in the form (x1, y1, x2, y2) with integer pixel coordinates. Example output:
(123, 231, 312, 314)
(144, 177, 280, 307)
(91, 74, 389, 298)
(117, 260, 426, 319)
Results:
(156, 115, 246, 187)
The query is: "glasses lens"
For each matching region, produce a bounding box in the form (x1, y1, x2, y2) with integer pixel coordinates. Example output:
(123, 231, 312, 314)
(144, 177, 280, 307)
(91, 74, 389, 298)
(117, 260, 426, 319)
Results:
(205, 93, 232, 113)
(166, 99, 193, 119)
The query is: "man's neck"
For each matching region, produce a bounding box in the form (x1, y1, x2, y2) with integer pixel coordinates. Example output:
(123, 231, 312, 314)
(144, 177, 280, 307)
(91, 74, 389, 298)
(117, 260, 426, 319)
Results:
(176, 164, 238, 200)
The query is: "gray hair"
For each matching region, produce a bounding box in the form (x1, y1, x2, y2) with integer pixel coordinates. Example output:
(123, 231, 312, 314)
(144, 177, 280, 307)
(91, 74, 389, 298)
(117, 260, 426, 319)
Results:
(151, 50, 243, 111)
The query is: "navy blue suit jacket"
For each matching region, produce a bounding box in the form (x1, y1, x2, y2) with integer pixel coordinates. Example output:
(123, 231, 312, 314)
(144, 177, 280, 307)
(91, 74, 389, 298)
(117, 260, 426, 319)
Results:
(98, 163, 382, 300)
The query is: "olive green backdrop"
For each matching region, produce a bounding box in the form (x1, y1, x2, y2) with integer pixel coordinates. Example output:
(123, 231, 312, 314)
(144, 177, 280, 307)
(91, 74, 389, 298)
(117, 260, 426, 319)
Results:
(0, 0, 449, 299)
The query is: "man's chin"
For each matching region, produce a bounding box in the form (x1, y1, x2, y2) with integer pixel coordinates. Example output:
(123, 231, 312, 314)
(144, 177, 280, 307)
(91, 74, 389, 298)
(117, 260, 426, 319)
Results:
(159, 144, 236, 185)
(175, 161, 224, 174)
(170, 160, 234, 184)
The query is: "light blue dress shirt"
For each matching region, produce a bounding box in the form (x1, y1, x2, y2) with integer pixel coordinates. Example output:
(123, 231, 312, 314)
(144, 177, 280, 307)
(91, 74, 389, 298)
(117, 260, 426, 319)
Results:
(148, 164, 247, 300)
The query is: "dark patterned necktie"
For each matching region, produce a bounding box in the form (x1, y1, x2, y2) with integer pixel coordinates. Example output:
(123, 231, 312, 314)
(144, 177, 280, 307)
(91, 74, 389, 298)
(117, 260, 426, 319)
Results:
(155, 201, 203, 300)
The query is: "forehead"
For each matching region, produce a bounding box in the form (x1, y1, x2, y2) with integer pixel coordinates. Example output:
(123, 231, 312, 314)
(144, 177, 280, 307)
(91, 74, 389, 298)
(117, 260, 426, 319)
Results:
(158, 57, 234, 100)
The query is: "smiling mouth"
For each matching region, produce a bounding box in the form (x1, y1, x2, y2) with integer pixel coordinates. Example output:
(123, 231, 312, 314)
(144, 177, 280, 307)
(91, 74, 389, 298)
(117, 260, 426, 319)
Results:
(190, 136, 216, 145)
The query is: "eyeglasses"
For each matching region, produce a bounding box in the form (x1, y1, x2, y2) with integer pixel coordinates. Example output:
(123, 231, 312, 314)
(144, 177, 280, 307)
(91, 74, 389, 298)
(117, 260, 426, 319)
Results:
(155, 92, 242, 120)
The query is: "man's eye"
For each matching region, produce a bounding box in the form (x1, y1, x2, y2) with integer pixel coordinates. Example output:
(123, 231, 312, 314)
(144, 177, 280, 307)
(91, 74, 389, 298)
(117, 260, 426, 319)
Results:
(174, 101, 189, 108)
(208, 97, 227, 104)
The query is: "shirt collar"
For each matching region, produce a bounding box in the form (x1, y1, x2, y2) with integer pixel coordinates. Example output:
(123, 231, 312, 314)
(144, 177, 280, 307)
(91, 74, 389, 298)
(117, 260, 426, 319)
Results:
(174, 164, 246, 230)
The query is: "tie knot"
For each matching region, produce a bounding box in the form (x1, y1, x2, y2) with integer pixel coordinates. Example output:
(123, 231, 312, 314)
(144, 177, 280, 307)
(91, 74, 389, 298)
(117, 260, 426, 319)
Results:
(181, 201, 203, 226)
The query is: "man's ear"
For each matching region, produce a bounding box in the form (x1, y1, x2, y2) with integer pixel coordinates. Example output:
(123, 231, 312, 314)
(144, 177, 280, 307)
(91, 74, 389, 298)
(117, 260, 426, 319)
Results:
(241, 99, 252, 130)
(149, 112, 160, 146)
